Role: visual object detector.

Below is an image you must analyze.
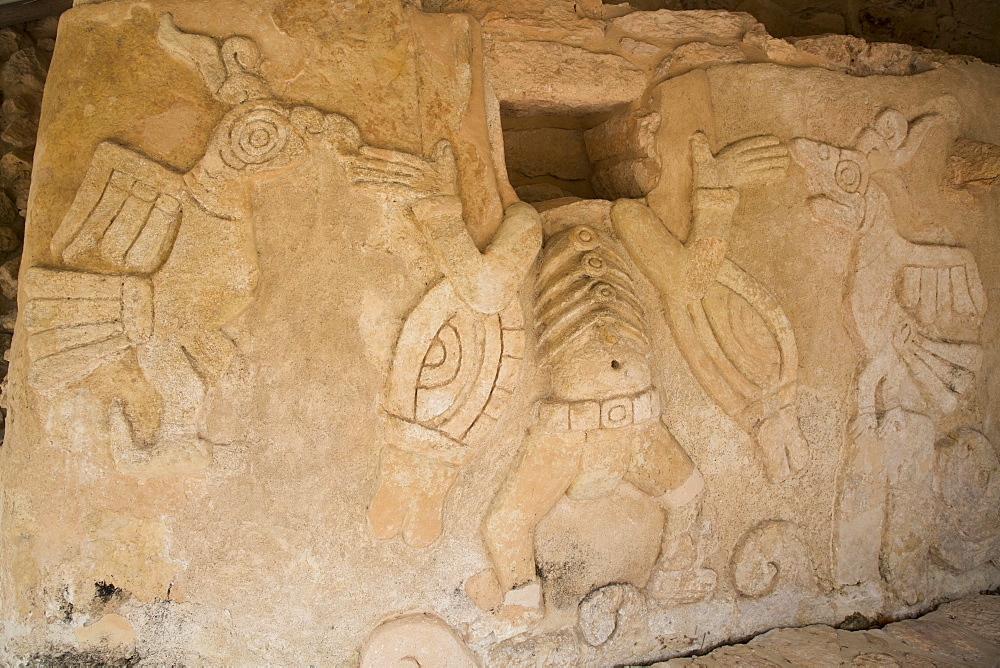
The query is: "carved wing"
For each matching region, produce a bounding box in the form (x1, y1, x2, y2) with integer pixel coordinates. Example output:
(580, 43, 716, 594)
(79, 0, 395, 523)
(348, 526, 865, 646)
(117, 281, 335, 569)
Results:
(384, 280, 524, 465)
(897, 258, 986, 340)
(25, 142, 183, 389)
(21, 267, 152, 389)
(894, 253, 987, 414)
(50, 141, 186, 274)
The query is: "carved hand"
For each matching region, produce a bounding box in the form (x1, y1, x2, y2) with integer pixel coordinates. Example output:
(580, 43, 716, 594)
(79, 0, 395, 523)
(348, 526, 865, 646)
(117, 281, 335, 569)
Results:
(348, 139, 458, 202)
(692, 132, 790, 190)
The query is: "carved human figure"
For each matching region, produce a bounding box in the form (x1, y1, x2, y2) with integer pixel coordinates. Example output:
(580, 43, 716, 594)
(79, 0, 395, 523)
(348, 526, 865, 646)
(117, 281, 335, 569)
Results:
(22, 17, 369, 474)
(336, 24, 544, 548)
(358, 139, 542, 549)
(791, 107, 987, 605)
(454, 134, 792, 618)
(616, 133, 809, 483)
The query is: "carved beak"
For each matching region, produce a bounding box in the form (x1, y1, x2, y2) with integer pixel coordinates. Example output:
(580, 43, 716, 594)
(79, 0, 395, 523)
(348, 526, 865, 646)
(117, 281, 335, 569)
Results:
(790, 138, 865, 231)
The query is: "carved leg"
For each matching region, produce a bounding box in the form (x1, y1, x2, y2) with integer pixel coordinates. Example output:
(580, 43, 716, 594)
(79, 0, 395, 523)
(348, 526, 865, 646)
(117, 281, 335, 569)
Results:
(110, 337, 211, 475)
(470, 429, 582, 612)
(368, 446, 459, 548)
(626, 420, 716, 603)
(832, 417, 886, 588)
(880, 409, 934, 606)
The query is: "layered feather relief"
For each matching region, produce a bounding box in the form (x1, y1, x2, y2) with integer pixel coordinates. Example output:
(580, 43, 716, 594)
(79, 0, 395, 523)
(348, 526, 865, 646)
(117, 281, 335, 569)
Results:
(24, 143, 185, 389)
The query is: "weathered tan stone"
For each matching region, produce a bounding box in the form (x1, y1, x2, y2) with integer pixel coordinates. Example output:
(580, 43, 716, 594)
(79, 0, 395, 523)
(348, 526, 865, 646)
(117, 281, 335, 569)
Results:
(612, 9, 758, 44)
(486, 39, 646, 115)
(653, 42, 746, 78)
(1, 1, 999, 665)
(74, 613, 136, 648)
(791, 34, 929, 76)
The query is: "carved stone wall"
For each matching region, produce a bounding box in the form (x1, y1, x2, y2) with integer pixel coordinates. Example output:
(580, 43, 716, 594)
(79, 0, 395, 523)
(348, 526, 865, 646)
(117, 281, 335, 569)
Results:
(1, 1, 998, 665)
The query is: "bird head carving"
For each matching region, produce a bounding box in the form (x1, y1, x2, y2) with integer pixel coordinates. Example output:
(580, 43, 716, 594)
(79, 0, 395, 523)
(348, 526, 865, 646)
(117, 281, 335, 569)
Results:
(790, 138, 870, 231)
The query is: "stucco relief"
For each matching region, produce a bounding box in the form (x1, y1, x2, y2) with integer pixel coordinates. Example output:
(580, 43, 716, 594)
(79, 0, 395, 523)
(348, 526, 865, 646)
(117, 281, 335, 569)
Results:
(2, 1, 999, 664)
(792, 106, 990, 606)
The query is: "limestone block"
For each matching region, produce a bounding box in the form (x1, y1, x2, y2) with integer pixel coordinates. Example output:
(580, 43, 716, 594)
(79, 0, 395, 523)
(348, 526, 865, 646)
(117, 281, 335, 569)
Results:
(2, 1, 1000, 665)
(653, 42, 746, 79)
(742, 26, 798, 64)
(621, 36, 661, 58)
(485, 40, 646, 114)
(926, 594, 1000, 645)
(791, 34, 927, 76)
(612, 9, 758, 44)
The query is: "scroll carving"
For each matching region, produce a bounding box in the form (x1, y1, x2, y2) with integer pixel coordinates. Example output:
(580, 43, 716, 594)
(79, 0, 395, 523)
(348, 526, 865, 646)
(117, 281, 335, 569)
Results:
(360, 613, 477, 668)
(792, 106, 988, 605)
(24, 15, 368, 475)
(932, 428, 1000, 573)
(730, 520, 816, 598)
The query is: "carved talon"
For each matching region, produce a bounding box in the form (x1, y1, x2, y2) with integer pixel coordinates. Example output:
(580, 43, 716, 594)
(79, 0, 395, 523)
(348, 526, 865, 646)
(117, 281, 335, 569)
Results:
(692, 132, 790, 189)
(346, 139, 458, 201)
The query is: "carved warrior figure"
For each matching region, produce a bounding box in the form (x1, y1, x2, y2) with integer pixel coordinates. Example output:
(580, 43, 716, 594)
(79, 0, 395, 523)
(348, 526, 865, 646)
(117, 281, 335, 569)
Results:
(21, 16, 369, 474)
(362, 121, 798, 616)
(474, 135, 796, 616)
(620, 133, 810, 484)
(792, 107, 988, 605)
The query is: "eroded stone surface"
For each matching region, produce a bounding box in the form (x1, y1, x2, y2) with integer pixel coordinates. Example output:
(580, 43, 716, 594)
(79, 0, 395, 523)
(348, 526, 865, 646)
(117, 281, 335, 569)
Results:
(1, 1, 999, 665)
(657, 594, 1000, 667)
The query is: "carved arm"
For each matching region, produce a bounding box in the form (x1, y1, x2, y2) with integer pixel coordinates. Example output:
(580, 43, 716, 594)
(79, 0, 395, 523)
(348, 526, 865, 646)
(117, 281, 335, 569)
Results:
(412, 197, 541, 314)
(349, 139, 542, 314)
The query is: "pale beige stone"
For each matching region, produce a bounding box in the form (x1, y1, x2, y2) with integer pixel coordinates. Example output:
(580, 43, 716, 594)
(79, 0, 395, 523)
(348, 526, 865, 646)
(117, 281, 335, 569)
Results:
(73, 613, 136, 648)
(360, 613, 478, 667)
(485, 40, 646, 115)
(620, 37, 662, 58)
(654, 42, 746, 79)
(2, 1, 1000, 665)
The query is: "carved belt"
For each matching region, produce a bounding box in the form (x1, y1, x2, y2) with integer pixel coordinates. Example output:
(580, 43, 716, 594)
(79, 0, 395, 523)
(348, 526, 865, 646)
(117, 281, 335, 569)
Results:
(536, 388, 660, 432)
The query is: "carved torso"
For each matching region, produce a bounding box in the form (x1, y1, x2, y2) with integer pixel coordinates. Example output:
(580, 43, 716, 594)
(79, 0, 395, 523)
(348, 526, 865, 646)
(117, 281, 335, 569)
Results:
(534, 223, 652, 403)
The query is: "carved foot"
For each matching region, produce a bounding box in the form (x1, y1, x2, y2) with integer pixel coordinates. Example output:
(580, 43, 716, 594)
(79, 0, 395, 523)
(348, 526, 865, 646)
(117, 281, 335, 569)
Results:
(645, 567, 717, 604)
(108, 400, 211, 476)
(465, 568, 544, 627)
(368, 446, 458, 548)
(755, 403, 810, 482)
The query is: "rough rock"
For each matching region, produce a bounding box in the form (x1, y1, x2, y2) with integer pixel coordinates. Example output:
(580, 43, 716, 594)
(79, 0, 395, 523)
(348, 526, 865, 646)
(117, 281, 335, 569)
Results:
(612, 9, 758, 43)
(486, 39, 646, 114)
(657, 595, 1000, 666)
(791, 34, 928, 75)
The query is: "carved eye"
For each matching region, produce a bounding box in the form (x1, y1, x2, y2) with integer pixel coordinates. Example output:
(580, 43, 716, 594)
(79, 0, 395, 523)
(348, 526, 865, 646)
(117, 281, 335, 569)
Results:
(835, 160, 863, 193)
(221, 103, 291, 169)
